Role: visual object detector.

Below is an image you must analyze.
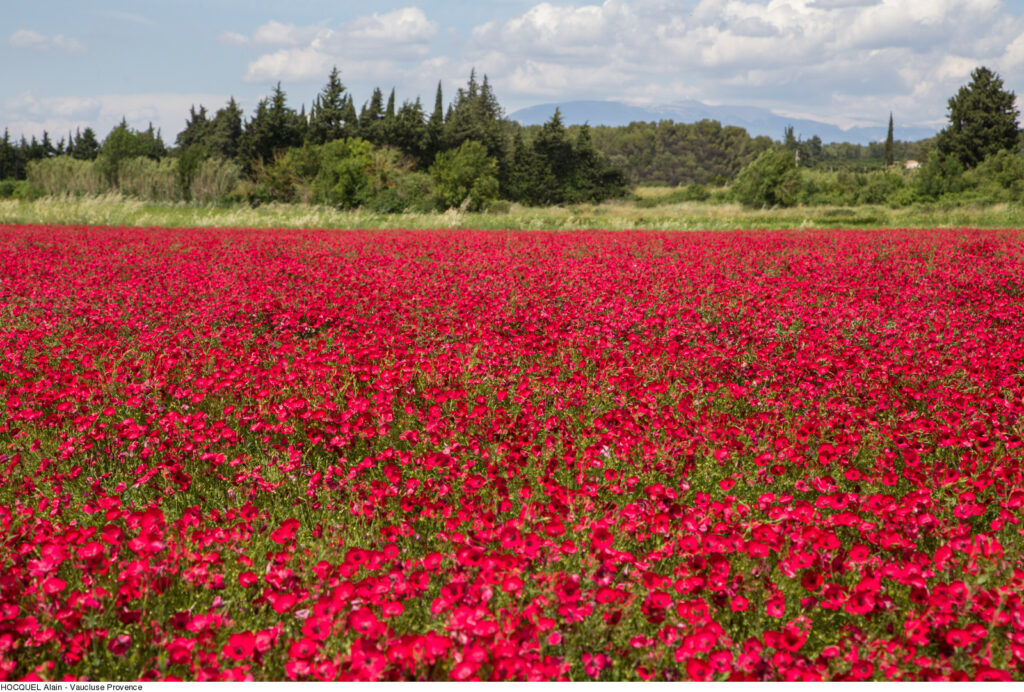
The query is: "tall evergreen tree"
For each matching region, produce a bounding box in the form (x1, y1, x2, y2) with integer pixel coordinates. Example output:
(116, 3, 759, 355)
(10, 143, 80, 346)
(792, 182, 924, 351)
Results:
(339, 95, 358, 140)
(423, 81, 445, 166)
(308, 67, 348, 145)
(936, 66, 1020, 168)
(237, 83, 306, 175)
(70, 127, 100, 161)
(504, 129, 546, 205)
(0, 129, 21, 179)
(176, 105, 212, 151)
(382, 88, 398, 146)
(884, 113, 895, 166)
(391, 98, 428, 163)
(209, 98, 244, 160)
(445, 70, 506, 161)
(359, 88, 385, 145)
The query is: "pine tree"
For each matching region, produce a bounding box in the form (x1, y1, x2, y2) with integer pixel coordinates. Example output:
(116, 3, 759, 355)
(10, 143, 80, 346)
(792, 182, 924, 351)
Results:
(504, 130, 546, 205)
(339, 95, 358, 140)
(177, 105, 212, 150)
(308, 67, 348, 145)
(444, 70, 506, 162)
(209, 98, 244, 160)
(391, 98, 427, 163)
(382, 88, 398, 146)
(936, 66, 1020, 168)
(70, 127, 100, 161)
(359, 88, 385, 145)
(0, 129, 18, 179)
(237, 84, 306, 175)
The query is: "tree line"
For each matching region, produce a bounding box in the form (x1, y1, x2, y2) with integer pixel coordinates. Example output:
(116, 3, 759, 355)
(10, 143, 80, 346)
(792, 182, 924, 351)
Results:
(2, 66, 1021, 209)
(1, 69, 627, 210)
(727, 67, 1024, 208)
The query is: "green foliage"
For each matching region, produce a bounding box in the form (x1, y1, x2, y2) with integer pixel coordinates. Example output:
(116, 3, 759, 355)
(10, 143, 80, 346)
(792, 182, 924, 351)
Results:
(188, 157, 241, 204)
(0, 130, 23, 179)
(27, 156, 108, 196)
(915, 149, 965, 200)
(237, 84, 307, 177)
(732, 148, 800, 207)
(389, 99, 428, 166)
(70, 127, 100, 161)
(635, 184, 712, 207)
(444, 71, 506, 163)
(966, 149, 1024, 194)
(884, 114, 895, 167)
(312, 138, 378, 209)
(308, 67, 350, 145)
(936, 66, 1020, 169)
(116, 157, 182, 202)
(504, 131, 549, 206)
(0, 179, 39, 199)
(430, 139, 499, 211)
(177, 144, 209, 199)
(589, 119, 771, 186)
(358, 88, 386, 146)
(505, 113, 627, 206)
(208, 99, 244, 161)
(97, 120, 166, 186)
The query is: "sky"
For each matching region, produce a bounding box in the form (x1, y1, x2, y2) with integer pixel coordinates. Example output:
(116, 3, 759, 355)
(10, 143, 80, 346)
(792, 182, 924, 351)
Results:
(6, 0, 1024, 144)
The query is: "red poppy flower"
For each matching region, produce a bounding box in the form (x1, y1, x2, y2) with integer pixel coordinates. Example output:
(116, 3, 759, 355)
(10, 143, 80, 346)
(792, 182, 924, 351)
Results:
(223, 631, 255, 661)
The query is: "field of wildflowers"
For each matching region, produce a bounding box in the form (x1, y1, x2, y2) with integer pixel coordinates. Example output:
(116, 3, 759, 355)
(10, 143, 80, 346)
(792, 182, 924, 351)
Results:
(1, 223, 1023, 681)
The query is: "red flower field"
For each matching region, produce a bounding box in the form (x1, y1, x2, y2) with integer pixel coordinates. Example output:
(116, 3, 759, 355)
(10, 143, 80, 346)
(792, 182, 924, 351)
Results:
(1, 223, 1024, 681)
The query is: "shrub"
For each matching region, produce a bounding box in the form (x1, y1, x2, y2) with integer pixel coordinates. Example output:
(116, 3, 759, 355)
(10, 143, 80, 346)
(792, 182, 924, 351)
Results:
(0, 179, 39, 200)
(27, 156, 108, 196)
(189, 157, 241, 205)
(963, 149, 1024, 200)
(117, 157, 182, 202)
(915, 150, 965, 201)
(430, 140, 499, 211)
(312, 138, 377, 209)
(731, 148, 800, 208)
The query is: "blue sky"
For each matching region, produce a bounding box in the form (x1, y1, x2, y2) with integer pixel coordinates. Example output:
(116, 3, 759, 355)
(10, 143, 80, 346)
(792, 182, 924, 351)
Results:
(6, 0, 1024, 143)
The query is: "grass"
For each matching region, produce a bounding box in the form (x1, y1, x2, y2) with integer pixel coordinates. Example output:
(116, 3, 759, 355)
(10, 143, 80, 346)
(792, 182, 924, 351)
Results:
(2, 191, 1024, 231)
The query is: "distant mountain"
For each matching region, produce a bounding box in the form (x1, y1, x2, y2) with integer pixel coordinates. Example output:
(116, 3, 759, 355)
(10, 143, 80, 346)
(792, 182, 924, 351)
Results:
(508, 100, 937, 146)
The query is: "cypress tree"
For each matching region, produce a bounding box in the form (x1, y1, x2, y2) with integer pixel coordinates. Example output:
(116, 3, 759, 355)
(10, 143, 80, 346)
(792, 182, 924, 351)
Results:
(884, 113, 894, 166)
(423, 81, 445, 166)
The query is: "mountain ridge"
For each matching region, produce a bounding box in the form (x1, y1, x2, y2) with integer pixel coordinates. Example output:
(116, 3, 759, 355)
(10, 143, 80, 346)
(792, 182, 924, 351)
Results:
(508, 100, 938, 146)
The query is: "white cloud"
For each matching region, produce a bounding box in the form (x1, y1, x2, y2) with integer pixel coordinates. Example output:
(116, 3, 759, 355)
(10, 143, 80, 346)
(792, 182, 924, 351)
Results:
(243, 47, 334, 83)
(2, 92, 228, 142)
(231, 8, 439, 83)
(458, 0, 1024, 128)
(9, 29, 84, 53)
(9, 30, 47, 49)
(211, 0, 1024, 129)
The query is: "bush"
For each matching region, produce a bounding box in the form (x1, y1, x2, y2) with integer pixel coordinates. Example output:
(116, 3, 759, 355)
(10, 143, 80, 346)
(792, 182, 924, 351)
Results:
(635, 184, 711, 207)
(855, 171, 905, 205)
(313, 138, 377, 209)
(0, 179, 41, 200)
(731, 149, 800, 208)
(27, 156, 108, 196)
(430, 140, 499, 211)
(963, 149, 1024, 201)
(177, 145, 208, 200)
(189, 157, 241, 205)
(915, 150, 965, 201)
(366, 171, 435, 213)
(117, 157, 182, 202)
